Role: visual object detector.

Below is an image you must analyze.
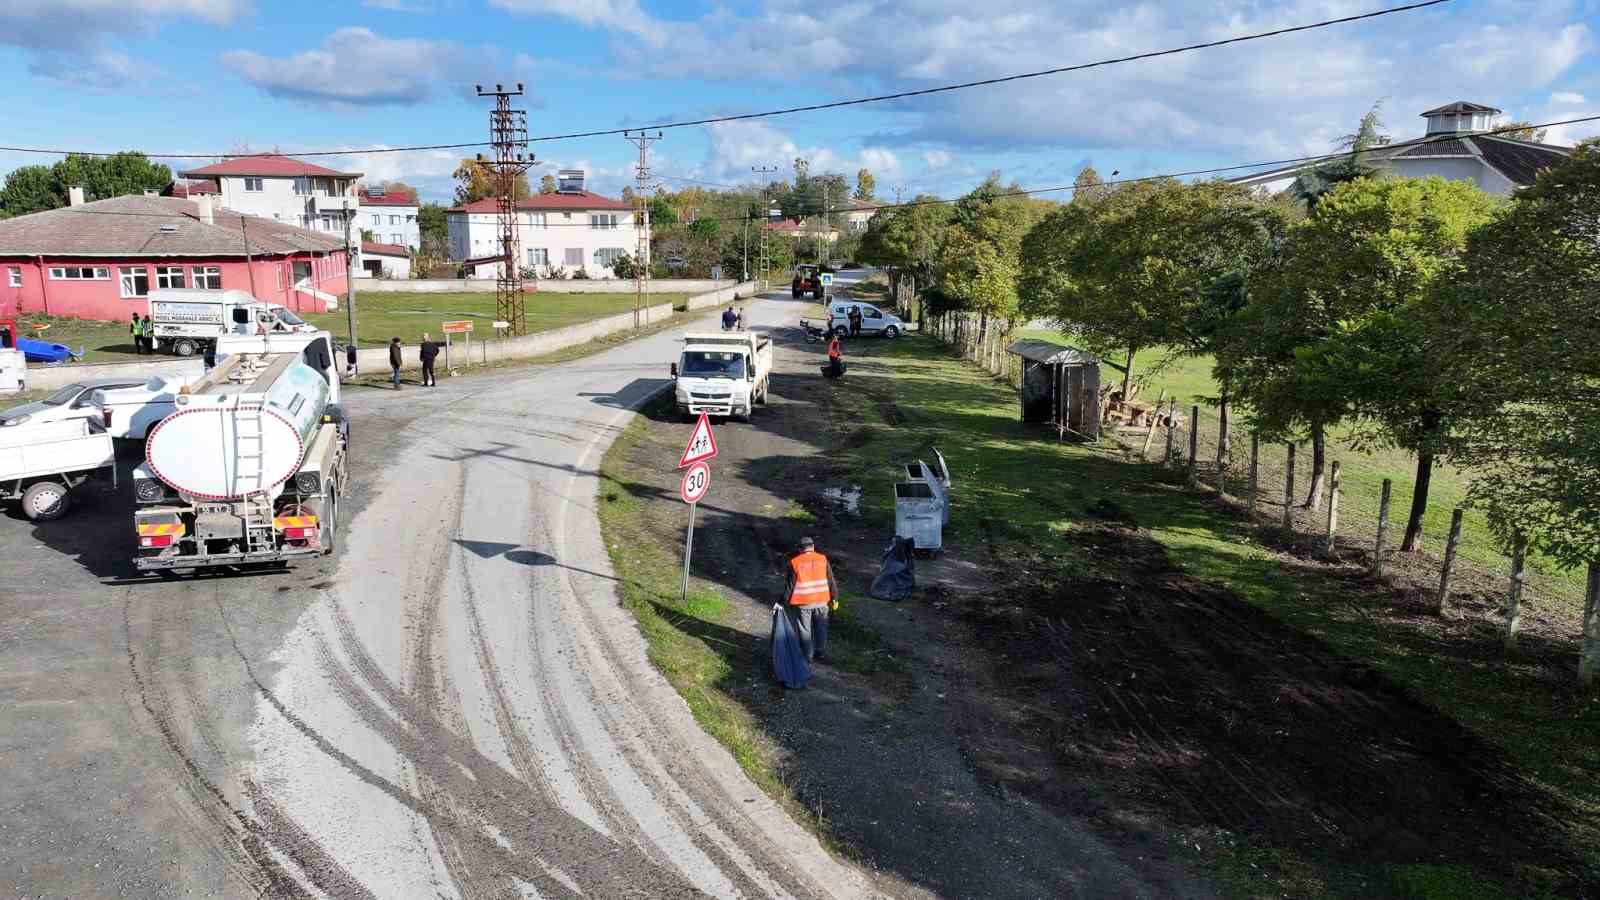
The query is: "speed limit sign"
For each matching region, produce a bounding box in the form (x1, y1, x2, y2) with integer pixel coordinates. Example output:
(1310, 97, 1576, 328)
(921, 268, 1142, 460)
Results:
(679, 461, 711, 505)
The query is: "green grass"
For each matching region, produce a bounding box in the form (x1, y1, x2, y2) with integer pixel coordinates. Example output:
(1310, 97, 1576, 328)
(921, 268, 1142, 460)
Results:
(831, 333, 1597, 896)
(13, 315, 143, 367)
(311, 290, 689, 349)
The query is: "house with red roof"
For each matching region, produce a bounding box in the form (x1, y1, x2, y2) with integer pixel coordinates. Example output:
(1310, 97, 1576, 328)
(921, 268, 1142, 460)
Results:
(357, 186, 419, 250)
(178, 154, 362, 238)
(360, 241, 411, 279)
(0, 191, 349, 322)
(446, 171, 639, 278)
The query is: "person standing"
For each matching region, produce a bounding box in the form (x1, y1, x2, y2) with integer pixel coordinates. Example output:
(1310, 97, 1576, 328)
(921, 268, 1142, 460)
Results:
(848, 305, 863, 338)
(388, 336, 403, 389)
(419, 332, 440, 387)
(344, 342, 358, 380)
(784, 536, 838, 662)
(202, 343, 216, 372)
(141, 315, 154, 354)
(825, 334, 844, 378)
(721, 306, 737, 331)
(130, 314, 143, 355)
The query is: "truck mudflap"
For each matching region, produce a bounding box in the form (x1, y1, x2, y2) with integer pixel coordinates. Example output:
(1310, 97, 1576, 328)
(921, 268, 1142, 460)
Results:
(135, 545, 321, 571)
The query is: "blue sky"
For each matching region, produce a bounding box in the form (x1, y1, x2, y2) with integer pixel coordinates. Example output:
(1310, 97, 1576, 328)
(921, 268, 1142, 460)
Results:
(0, 0, 1595, 204)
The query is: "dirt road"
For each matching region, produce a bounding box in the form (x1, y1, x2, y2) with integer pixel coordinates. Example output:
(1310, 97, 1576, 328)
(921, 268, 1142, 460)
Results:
(0, 298, 871, 898)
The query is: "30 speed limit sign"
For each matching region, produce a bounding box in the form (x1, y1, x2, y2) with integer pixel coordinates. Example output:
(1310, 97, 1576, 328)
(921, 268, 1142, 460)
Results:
(679, 461, 711, 504)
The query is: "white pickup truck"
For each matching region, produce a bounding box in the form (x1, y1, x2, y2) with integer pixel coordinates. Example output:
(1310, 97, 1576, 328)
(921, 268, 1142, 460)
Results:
(148, 288, 317, 357)
(0, 417, 116, 519)
(671, 331, 773, 421)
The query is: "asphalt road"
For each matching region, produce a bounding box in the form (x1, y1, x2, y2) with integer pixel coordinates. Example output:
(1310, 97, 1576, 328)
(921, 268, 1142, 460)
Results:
(1, 290, 874, 899)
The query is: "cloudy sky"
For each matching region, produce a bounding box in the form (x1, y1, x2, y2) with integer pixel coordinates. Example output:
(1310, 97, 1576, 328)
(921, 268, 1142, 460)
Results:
(0, 0, 1595, 203)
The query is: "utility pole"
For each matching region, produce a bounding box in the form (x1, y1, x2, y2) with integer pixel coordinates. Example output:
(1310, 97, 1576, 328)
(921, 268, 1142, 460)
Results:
(752, 165, 778, 291)
(475, 82, 535, 336)
(817, 179, 829, 265)
(623, 130, 662, 328)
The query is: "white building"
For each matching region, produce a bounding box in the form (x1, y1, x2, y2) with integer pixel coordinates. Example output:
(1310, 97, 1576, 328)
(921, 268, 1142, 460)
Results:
(1233, 101, 1572, 197)
(844, 198, 879, 233)
(360, 241, 412, 279)
(178, 154, 362, 238)
(357, 185, 419, 250)
(447, 173, 637, 278)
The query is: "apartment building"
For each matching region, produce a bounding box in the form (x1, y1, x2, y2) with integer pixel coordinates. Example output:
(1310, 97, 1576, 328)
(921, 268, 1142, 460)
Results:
(446, 171, 636, 278)
(357, 185, 419, 249)
(178, 154, 362, 238)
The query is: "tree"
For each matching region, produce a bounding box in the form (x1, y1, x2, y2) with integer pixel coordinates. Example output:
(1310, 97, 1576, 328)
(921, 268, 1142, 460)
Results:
(0, 165, 63, 218)
(857, 195, 950, 320)
(540, 173, 558, 194)
(854, 168, 876, 201)
(648, 196, 678, 226)
(417, 203, 448, 249)
(452, 158, 528, 204)
(1072, 166, 1111, 205)
(937, 174, 1047, 350)
(611, 251, 640, 280)
(621, 186, 636, 205)
(1495, 120, 1548, 143)
(1289, 101, 1386, 213)
(80, 152, 173, 201)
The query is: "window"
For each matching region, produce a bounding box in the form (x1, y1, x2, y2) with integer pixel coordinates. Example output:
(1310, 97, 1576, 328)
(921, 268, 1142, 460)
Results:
(593, 248, 627, 267)
(48, 266, 109, 280)
(389, 215, 400, 225)
(193, 266, 222, 290)
(390, 233, 402, 245)
(320, 214, 335, 231)
(370, 213, 381, 226)
(119, 266, 150, 298)
(589, 213, 618, 230)
(526, 248, 548, 266)
(564, 248, 583, 266)
(7, 266, 19, 288)
(294, 177, 310, 196)
(243, 177, 263, 192)
(155, 266, 185, 289)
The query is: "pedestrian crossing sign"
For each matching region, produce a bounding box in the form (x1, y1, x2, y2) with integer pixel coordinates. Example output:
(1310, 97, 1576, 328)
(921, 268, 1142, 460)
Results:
(820, 272, 834, 286)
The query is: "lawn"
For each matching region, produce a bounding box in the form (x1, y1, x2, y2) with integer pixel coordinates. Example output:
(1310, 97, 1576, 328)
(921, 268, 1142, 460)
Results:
(307, 290, 689, 349)
(13, 315, 143, 367)
(846, 333, 1597, 896)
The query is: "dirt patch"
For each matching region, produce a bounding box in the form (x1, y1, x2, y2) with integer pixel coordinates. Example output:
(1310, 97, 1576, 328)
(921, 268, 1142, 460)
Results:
(951, 522, 1584, 889)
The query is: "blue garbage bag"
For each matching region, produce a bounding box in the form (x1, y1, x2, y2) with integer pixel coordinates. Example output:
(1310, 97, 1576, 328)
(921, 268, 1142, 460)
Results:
(771, 604, 813, 689)
(869, 535, 917, 601)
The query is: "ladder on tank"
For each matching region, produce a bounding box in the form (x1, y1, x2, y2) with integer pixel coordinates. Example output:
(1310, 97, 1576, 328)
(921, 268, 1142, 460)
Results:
(231, 400, 275, 555)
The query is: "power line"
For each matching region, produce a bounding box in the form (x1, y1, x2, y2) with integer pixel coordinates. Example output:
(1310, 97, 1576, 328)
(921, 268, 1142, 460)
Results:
(0, 0, 1452, 160)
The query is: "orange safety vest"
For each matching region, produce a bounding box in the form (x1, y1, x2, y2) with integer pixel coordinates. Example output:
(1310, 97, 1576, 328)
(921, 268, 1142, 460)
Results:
(827, 338, 842, 360)
(788, 551, 832, 606)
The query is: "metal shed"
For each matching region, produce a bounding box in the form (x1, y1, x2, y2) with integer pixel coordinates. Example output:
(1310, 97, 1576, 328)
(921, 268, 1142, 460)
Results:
(1006, 340, 1102, 441)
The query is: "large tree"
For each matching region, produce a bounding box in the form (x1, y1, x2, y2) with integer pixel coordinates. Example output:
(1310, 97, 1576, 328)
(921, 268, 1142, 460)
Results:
(0, 152, 171, 217)
(452, 158, 529, 205)
(854, 168, 876, 201)
(937, 175, 1044, 342)
(540, 173, 558, 194)
(857, 195, 950, 319)
(0, 165, 63, 218)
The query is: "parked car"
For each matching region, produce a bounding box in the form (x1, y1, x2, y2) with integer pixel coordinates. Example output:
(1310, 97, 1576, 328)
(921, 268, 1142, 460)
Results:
(0, 377, 147, 430)
(88, 375, 194, 440)
(826, 300, 904, 339)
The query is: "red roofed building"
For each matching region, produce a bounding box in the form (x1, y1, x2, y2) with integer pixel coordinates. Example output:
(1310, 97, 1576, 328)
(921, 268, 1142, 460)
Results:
(360, 241, 411, 279)
(178, 154, 362, 240)
(356, 185, 419, 250)
(165, 180, 219, 199)
(446, 173, 639, 278)
(0, 193, 349, 322)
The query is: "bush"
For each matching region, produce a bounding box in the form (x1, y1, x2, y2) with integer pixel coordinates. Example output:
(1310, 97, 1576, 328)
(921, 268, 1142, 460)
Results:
(573, 267, 591, 280)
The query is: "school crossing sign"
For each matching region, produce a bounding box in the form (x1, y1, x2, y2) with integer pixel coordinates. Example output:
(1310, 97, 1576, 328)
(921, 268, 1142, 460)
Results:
(677, 413, 719, 468)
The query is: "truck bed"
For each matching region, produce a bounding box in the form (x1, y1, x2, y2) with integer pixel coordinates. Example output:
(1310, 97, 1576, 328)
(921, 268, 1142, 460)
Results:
(0, 420, 115, 481)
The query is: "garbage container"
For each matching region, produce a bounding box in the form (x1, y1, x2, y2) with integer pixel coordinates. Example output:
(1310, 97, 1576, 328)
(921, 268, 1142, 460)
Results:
(894, 481, 943, 552)
(903, 447, 952, 525)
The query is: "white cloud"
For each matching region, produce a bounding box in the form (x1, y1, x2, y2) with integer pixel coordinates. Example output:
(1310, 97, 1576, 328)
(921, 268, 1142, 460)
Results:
(361, 0, 432, 10)
(222, 27, 494, 106)
(490, 0, 668, 47)
(694, 120, 903, 188)
(1, 0, 248, 85)
(922, 150, 952, 169)
(1551, 91, 1588, 105)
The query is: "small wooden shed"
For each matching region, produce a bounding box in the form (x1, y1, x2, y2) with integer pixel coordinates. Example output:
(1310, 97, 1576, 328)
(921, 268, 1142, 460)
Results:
(1007, 339, 1102, 441)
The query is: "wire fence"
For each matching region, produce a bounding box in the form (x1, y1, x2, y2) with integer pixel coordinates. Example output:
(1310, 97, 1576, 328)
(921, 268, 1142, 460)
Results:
(923, 314, 1600, 684)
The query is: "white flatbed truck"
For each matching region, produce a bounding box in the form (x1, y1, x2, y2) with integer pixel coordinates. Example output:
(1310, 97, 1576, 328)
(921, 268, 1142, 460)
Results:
(670, 331, 773, 422)
(0, 418, 116, 520)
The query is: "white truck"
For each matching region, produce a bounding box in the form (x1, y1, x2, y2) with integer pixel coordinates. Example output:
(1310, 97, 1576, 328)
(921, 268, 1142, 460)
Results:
(148, 289, 318, 358)
(130, 330, 348, 571)
(670, 331, 773, 421)
(0, 418, 116, 520)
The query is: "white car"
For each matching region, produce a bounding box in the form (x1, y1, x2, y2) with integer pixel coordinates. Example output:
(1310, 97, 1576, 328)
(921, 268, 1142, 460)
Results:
(0, 377, 147, 430)
(826, 300, 904, 338)
(88, 375, 193, 440)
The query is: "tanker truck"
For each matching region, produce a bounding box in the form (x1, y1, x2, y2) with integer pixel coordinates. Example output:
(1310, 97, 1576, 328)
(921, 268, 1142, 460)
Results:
(129, 330, 348, 572)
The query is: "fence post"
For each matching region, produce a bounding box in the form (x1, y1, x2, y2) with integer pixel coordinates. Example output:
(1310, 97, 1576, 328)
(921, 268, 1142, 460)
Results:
(1373, 479, 1392, 577)
(1436, 509, 1465, 616)
(1164, 400, 1177, 468)
(1248, 435, 1260, 520)
(1580, 562, 1599, 687)
(1187, 405, 1200, 487)
(1139, 389, 1166, 461)
(1282, 443, 1296, 531)
(1325, 461, 1341, 557)
(1504, 532, 1527, 651)
(1216, 411, 1229, 497)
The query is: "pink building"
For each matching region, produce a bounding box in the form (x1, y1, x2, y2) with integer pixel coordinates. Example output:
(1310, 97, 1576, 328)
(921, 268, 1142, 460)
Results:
(0, 193, 348, 322)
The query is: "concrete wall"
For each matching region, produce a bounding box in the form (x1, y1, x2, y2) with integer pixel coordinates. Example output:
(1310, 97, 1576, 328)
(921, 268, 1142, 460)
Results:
(354, 277, 739, 295)
(24, 356, 207, 392)
(685, 281, 758, 311)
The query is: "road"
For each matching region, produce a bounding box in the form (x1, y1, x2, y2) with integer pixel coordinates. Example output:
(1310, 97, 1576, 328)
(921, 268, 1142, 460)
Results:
(0, 290, 874, 899)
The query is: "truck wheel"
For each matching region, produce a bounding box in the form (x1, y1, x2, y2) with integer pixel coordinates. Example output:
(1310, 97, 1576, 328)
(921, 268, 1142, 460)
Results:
(174, 339, 197, 357)
(22, 481, 70, 521)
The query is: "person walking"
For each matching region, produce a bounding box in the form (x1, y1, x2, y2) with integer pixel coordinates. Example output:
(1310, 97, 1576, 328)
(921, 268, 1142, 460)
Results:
(848, 305, 863, 338)
(419, 332, 440, 387)
(130, 314, 143, 355)
(721, 305, 738, 331)
(388, 336, 403, 389)
(784, 537, 838, 662)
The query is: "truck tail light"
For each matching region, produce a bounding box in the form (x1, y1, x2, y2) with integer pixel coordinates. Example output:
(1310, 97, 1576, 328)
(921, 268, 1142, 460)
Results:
(282, 526, 313, 540)
(103, 408, 113, 428)
(140, 534, 174, 548)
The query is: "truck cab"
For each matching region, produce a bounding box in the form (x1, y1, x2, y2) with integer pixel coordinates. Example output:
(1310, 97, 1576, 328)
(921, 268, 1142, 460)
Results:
(792, 265, 826, 300)
(672, 332, 773, 422)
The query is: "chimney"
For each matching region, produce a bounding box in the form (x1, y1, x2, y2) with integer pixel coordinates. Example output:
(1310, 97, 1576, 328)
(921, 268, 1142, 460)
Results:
(68, 186, 85, 207)
(197, 194, 215, 225)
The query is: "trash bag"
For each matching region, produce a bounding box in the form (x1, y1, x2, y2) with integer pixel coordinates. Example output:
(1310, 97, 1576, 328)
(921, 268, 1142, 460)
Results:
(820, 359, 846, 379)
(869, 535, 917, 601)
(771, 603, 813, 689)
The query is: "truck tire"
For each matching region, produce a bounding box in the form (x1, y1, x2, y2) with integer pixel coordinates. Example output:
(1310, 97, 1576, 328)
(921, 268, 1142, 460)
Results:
(22, 481, 70, 521)
(173, 339, 198, 357)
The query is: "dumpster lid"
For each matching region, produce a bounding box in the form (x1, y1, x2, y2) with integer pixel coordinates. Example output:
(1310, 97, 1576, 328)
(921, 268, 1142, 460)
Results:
(894, 481, 936, 499)
(931, 446, 950, 488)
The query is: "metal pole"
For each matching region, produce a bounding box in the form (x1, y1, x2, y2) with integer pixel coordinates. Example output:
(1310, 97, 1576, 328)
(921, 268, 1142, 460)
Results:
(680, 502, 698, 606)
(1325, 461, 1341, 557)
(344, 203, 358, 350)
(1373, 478, 1392, 577)
(1436, 508, 1464, 615)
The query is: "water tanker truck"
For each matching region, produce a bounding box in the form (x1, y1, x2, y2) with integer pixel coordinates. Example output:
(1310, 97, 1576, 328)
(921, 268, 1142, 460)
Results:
(130, 330, 348, 571)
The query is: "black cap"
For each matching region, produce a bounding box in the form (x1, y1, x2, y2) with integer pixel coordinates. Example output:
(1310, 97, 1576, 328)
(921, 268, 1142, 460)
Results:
(798, 536, 815, 550)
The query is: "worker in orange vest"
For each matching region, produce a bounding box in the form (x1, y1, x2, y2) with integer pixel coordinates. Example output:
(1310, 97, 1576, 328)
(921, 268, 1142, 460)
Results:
(824, 334, 844, 379)
(785, 536, 839, 662)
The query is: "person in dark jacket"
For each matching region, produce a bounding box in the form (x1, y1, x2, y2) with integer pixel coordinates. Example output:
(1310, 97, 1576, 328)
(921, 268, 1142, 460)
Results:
(721, 306, 737, 331)
(140, 315, 154, 354)
(388, 337, 403, 389)
(419, 332, 440, 387)
(344, 342, 358, 379)
(848, 305, 863, 337)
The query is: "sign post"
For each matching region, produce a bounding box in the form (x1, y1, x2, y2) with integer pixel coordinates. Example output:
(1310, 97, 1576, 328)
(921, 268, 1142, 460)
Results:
(442, 320, 473, 374)
(677, 415, 718, 605)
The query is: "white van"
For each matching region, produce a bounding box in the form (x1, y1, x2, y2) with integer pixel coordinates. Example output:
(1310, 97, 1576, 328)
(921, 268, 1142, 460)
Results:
(826, 300, 904, 339)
